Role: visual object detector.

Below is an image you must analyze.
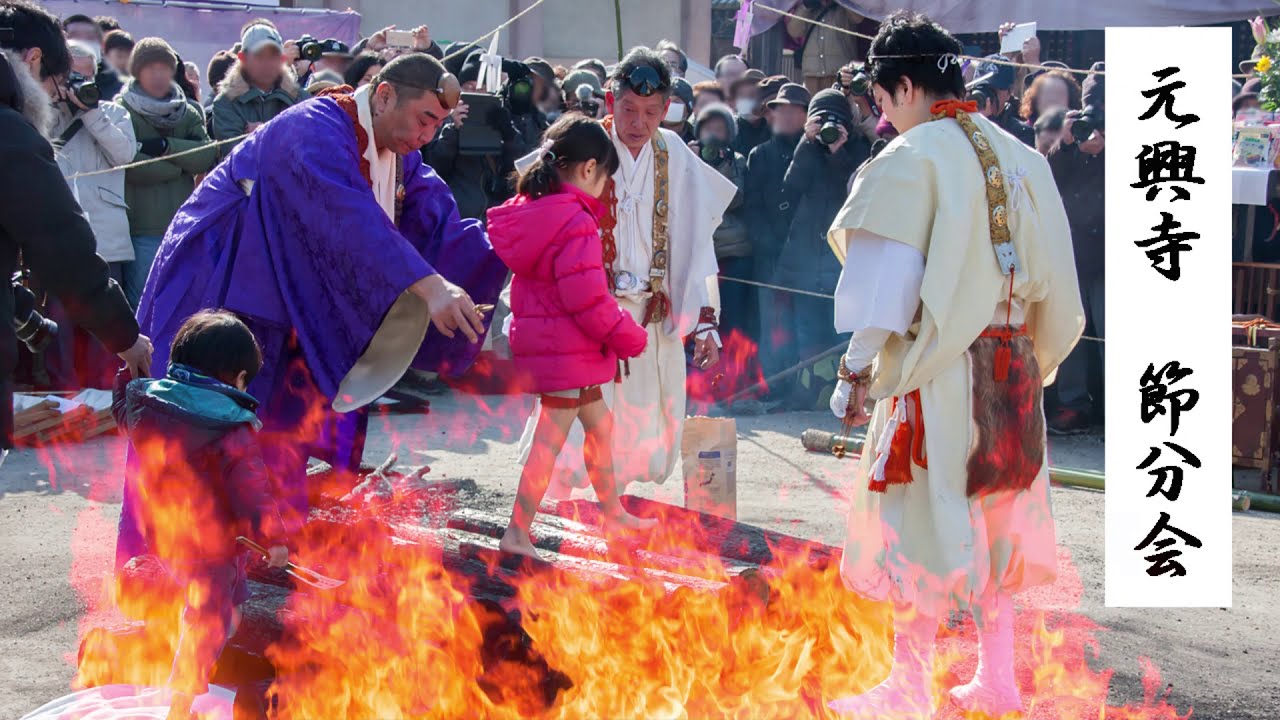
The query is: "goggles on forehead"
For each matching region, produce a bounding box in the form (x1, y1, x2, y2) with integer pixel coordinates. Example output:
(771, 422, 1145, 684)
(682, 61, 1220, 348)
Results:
(622, 65, 667, 97)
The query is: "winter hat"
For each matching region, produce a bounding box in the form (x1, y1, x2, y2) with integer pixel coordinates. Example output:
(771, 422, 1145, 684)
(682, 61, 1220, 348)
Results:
(524, 56, 556, 88)
(758, 74, 789, 105)
(730, 68, 766, 97)
(129, 37, 179, 78)
(459, 50, 484, 86)
(970, 53, 1015, 91)
(562, 69, 603, 99)
(670, 77, 695, 108)
(695, 102, 738, 143)
(443, 43, 480, 77)
(766, 82, 811, 109)
(808, 88, 852, 124)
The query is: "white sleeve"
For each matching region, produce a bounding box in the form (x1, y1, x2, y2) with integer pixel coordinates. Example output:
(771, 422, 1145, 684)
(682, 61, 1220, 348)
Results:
(832, 229, 925, 335)
(842, 327, 891, 376)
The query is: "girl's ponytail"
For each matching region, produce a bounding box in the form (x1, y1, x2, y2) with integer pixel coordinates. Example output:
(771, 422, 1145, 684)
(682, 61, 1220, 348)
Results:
(513, 114, 620, 200)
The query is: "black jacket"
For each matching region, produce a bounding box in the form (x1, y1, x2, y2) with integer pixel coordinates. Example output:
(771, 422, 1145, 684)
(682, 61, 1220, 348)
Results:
(0, 53, 139, 448)
(423, 115, 527, 222)
(996, 104, 1035, 147)
(734, 114, 771, 157)
(95, 62, 124, 101)
(773, 134, 869, 294)
(745, 132, 801, 266)
(1048, 142, 1105, 278)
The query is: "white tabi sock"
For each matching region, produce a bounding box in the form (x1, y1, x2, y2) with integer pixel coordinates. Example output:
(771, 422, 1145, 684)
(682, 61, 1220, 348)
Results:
(949, 592, 1023, 715)
(828, 608, 938, 719)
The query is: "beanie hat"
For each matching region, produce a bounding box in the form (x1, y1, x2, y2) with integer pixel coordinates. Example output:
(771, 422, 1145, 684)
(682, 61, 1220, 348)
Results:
(459, 50, 484, 86)
(130, 37, 178, 79)
(562, 69, 603, 99)
(670, 77, 695, 108)
(808, 88, 852, 124)
(443, 43, 480, 77)
(695, 102, 738, 143)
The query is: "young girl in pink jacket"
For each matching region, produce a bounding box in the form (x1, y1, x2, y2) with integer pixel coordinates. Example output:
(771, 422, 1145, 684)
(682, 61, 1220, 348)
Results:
(487, 115, 654, 560)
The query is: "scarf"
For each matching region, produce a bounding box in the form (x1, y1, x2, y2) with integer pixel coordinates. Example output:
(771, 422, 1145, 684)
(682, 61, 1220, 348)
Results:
(123, 80, 189, 130)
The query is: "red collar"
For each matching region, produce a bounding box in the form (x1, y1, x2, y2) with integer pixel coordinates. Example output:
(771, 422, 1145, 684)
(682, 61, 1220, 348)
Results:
(316, 84, 372, 186)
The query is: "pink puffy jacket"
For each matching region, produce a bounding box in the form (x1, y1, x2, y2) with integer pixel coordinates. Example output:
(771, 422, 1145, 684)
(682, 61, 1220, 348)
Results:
(487, 184, 648, 394)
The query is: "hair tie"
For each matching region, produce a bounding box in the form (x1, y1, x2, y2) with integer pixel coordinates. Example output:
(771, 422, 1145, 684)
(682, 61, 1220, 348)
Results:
(514, 140, 556, 177)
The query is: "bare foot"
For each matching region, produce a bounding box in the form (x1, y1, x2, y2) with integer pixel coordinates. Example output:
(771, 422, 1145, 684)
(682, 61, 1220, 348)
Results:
(603, 509, 658, 532)
(499, 525, 543, 562)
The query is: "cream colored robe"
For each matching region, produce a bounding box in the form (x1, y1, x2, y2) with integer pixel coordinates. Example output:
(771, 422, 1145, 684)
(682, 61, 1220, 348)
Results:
(828, 113, 1085, 618)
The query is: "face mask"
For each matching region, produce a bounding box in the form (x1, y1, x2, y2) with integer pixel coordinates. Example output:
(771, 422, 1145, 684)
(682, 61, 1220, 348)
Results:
(664, 102, 687, 124)
(735, 98, 758, 116)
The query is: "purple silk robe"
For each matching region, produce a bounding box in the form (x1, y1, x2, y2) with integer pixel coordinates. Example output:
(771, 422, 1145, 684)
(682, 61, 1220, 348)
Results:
(117, 97, 506, 566)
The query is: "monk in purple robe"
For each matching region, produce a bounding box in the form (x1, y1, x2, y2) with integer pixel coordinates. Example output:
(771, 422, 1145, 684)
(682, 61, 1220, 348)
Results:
(117, 54, 507, 566)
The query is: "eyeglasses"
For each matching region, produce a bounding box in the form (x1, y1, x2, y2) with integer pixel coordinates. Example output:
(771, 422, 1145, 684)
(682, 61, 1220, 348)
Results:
(623, 66, 667, 97)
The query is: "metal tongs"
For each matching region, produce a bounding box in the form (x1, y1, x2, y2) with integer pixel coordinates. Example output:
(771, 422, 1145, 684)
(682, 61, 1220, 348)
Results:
(237, 536, 345, 590)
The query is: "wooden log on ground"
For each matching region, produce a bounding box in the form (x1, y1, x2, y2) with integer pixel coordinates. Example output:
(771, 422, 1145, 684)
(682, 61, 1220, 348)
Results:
(555, 496, 837, 570)
(448, 508, 754, 584)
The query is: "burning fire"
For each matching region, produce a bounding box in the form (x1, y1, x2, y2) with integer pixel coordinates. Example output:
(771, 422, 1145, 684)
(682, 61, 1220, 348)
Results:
(66, 350, 1190, 720)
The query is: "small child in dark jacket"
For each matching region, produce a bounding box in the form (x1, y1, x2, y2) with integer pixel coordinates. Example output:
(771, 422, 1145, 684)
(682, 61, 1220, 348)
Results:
(112, 310, 288, 720)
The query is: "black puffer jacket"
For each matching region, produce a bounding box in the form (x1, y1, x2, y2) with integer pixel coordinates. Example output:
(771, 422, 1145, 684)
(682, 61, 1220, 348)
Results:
(0, 52, 139, 448)
(773, 134, 869, 294)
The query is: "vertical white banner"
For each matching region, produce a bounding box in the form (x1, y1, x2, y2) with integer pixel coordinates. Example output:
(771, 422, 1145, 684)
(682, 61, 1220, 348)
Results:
(1105, 28, 1232, 607)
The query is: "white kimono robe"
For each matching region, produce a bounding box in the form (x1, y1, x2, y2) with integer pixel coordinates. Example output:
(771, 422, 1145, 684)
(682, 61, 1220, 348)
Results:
(828, 113, 1085, 619)
(517, 126, 737, 490)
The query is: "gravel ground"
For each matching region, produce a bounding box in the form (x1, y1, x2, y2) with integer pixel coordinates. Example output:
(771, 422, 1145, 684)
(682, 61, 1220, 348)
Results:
(1, 390, 1276, 719)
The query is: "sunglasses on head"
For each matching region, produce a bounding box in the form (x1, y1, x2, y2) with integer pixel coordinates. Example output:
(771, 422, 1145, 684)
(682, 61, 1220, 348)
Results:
(623, 65, 667, 97)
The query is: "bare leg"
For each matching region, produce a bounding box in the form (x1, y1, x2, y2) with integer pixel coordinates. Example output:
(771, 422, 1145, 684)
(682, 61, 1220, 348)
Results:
(949, 591, 1022, 714)
(829, 604, 938, 718)
(579, 398, 657, 532)
(502, 403, 577, 560)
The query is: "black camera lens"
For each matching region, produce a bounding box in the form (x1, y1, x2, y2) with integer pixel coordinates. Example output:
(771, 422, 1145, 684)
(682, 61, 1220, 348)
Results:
(1071, 106, 1103, 143)
(66, 72, 99, 108)
(848, 72, 870, 96)
(300, 42, 323, 62)
(818, 120, 842, 145)
(10, 282, 57, 354)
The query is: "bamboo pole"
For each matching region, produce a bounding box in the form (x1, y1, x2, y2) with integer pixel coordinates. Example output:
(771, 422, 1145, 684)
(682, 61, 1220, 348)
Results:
(799, 430, 1277, 513)
(613, 0, 624, 61)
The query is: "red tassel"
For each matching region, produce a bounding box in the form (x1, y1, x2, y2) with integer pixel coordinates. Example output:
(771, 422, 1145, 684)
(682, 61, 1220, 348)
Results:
(994, 341, 1011, 382)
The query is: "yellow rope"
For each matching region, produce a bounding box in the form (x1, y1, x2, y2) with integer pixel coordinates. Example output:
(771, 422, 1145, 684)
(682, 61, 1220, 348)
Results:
(752, 1, 1106, 77)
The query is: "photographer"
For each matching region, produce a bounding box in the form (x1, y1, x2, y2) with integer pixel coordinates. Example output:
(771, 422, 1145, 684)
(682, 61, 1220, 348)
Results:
(968, 55, 1034, 146)
(769, 88, 869, 408)
(211, 22, 308, 155)
(1045, 63, 1105, 435)
(562, 68, 604, 119)
(422, 55, 532, 222)
(61, 13, 123, 100)
(1, 0, 151, 456)
(692, 104, 752, 339)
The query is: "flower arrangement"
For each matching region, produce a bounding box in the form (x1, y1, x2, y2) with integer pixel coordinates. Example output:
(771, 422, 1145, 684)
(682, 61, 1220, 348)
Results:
(1251, 15, 1280, 109)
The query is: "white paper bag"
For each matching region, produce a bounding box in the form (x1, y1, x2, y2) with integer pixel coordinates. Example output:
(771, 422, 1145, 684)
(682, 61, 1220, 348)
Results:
(681, 417, 737, 520)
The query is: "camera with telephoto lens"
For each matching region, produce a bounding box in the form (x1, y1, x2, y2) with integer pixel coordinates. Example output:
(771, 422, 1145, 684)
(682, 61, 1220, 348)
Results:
(11, 272, 57, 353)
(813, 111, 844, 146)
(1070, 105, 1104, 143)
(65, 71, 99, 109)
(295, 35, 323, 62)
(499, 58, 536, 116)
(836, 65, 870, 96)
(699, 136, 729, 166)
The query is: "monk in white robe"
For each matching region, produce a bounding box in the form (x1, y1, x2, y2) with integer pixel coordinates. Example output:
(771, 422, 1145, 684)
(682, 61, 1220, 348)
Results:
(823, 13, 1084, 719)
(516, 49, 736, 493)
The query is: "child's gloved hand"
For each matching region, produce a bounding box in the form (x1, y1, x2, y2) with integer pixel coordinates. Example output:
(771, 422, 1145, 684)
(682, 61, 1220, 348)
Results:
(267, 545, 289, 569)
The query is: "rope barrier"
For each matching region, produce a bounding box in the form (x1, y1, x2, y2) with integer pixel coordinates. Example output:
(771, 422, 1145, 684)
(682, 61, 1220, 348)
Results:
(719, 275, 1105, 343)
(751, 1, 1105, 77)
(65, 0, 550, 181)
